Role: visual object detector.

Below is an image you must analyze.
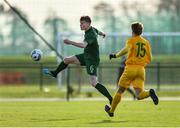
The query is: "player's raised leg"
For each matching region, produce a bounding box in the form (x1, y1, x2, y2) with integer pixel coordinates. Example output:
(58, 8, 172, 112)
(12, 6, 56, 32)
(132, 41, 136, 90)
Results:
(43, 55, 80, 78)
(135, 88, 159, 105)
(135, 88, 149, 100)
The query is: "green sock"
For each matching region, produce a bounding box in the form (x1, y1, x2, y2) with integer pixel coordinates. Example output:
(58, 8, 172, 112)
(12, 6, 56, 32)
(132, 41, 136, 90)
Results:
(95, 83, 112, 104)
(53, 61, 68, 76)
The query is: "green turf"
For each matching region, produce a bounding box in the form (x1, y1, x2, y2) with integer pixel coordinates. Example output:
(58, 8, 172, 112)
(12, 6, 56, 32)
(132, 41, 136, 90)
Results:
(0, 85, 66, 98)
(0, 101, 179, 127)
(1, 85, 180, 98)
(0, 85, 180, 98)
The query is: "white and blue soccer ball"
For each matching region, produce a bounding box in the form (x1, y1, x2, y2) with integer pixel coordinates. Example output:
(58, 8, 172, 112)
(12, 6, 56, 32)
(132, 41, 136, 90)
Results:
(31, 49, 43, 61)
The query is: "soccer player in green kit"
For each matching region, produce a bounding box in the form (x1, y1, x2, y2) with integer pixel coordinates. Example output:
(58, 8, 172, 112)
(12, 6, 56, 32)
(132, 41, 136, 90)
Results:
(44, 16, 112, 104)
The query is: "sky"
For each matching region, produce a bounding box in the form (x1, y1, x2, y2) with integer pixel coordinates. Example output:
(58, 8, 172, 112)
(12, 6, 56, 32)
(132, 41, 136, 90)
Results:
(1, 0, 122, 32)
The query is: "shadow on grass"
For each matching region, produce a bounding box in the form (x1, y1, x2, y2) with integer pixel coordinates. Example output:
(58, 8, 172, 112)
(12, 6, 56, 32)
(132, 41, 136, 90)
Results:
(89, 119, 128, 124)
(29, 118, 75, 122)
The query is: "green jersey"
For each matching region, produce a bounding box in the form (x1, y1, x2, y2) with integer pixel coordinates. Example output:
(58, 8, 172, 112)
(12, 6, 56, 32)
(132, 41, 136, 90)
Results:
(84, 27, 100, 62)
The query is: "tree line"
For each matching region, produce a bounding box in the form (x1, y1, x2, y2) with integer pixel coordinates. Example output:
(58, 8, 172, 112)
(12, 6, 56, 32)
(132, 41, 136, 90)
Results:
(0, 0, 179, 56)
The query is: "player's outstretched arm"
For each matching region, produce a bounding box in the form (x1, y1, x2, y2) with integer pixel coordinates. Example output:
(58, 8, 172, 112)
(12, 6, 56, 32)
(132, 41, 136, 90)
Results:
(99, 32, 106, 38)
(115, 47, 128, 58)
(64, 39, 87, 48)
(109, 46, 129, 60)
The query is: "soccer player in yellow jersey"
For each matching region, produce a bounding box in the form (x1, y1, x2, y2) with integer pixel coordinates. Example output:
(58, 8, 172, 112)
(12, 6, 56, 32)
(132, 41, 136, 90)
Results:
(105, 22, 159, 117)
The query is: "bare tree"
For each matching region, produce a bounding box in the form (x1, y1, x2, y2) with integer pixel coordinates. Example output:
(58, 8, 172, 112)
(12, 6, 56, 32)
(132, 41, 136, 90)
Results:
(5, 6, 39, 55)
(0, 4, 5, 43)
(158, 0, 180, 31)
(93, 2, 116, 32)
(44, 11, 69, 49)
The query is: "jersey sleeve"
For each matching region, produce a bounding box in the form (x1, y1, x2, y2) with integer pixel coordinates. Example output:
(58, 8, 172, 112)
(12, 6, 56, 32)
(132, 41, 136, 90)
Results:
(84, 33, 97, 45)
(93, 27, 99, 34)
(93, 27, 104, 36)
(116, 40, 129, 58)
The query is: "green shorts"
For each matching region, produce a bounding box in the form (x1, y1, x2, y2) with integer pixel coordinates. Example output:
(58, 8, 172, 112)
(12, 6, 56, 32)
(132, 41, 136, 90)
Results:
(75, 53, 99, 76)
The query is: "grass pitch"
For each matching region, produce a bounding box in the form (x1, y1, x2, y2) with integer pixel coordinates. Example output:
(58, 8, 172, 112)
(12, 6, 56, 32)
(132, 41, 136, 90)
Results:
(0, 100, 180, 127)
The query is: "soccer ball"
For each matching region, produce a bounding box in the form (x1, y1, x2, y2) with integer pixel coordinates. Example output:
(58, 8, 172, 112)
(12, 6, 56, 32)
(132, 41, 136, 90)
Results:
(31, 49, 43, 61)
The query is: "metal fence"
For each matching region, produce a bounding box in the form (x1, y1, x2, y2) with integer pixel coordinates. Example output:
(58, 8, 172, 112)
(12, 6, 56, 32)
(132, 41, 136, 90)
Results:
(66, 63, 180, 91)
(0, 63, 180, 92)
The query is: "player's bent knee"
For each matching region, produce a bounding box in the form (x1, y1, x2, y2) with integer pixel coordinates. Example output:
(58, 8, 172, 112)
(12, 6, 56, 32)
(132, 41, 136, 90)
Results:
(89, 75, 98, 87)
(90, 81, 97, 87)
(117, 86, 126, 93)
(63, 57, 73, 64)
(91, 82, 97, 87)
(63, 58, 68, 63)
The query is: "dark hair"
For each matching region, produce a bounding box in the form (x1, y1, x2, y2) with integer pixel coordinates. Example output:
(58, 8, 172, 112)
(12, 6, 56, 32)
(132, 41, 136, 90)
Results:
(80, 16, 91, 23)
(131, 22, 143, 35)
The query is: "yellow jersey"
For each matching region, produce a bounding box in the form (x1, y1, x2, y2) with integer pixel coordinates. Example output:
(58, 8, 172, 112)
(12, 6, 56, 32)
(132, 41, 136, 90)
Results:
(116, 36, 152, 67)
